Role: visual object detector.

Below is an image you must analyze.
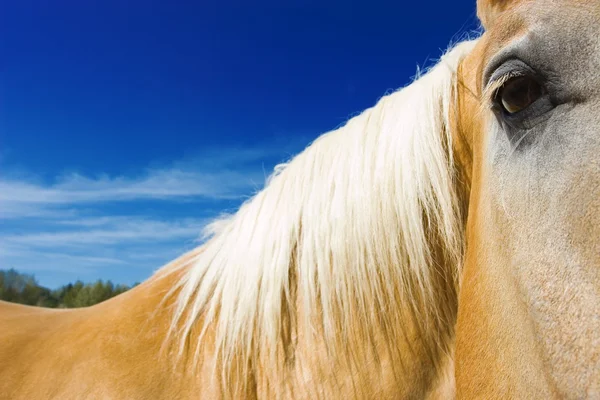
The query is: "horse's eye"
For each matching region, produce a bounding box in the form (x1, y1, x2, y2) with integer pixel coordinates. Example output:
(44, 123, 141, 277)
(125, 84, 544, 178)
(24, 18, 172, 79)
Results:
(496, 76, 543, 114)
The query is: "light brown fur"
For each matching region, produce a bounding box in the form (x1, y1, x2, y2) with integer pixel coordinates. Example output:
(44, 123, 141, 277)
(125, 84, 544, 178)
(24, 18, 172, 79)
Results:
(0, 249, 208, 400)
(2, 1, 599, 398)
(456, 0, 600, 397)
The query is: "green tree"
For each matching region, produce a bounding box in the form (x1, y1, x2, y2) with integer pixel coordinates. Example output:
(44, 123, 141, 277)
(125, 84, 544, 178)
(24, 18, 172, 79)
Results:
(0, 270, 134, 308)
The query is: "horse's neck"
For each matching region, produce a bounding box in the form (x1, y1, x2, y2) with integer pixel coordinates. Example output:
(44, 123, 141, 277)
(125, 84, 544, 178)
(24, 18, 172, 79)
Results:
(143, 248, 458, 399)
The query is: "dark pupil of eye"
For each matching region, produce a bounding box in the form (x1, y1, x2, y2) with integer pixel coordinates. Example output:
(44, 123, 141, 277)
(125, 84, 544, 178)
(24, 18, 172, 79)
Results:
(500, 76, 542, 114)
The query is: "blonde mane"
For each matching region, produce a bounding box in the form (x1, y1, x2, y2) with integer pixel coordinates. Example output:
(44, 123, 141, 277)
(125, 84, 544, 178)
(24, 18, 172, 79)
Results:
(164, 39, 478, 396)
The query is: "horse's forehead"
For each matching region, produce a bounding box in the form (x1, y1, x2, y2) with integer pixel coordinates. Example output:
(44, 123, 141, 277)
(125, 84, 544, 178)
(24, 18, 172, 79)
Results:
(463, 0, 600, 94)
(456, 3, 530, 115)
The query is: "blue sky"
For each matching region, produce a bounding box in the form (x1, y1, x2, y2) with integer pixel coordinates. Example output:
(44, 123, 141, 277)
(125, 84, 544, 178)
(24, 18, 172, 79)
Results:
(0, 1, 479, 288)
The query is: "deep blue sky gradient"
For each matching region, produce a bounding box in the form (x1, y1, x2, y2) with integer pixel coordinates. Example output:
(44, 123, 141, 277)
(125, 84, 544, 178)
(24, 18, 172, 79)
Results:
(0, 1, 480, 287)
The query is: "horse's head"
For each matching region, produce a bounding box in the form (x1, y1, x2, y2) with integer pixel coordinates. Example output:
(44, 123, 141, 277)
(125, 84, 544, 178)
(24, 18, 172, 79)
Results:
(456, 0, 600, 396)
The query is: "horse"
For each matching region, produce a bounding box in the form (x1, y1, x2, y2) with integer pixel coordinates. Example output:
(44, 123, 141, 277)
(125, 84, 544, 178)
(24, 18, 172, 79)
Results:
(1, 0, 599, 398)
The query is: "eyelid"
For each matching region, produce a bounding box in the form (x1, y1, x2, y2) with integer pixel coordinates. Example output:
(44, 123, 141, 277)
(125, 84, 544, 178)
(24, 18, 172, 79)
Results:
(482, 35, 529, 86)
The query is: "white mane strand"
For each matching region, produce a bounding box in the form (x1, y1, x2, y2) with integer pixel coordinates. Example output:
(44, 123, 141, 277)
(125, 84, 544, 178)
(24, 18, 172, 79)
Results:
(164, 40, 477, 396)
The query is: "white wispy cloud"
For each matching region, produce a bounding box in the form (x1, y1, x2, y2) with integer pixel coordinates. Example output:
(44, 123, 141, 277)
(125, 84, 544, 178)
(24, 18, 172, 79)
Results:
(2, 217, 207, 247)
(0, 215, 208, 282)
(0, 142, 307, 220)
(0, 168, 261, 215)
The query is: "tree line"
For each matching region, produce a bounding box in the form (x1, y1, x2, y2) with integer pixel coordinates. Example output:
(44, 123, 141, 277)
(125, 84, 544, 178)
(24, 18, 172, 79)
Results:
(0, 269, 136, 308)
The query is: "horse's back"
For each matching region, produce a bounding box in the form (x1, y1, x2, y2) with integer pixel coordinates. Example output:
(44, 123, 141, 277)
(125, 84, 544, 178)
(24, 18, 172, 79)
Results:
(0, 299, 67, 325)
(0, 298, 153, 400)
(0, 300, 70, 361)
(0, 278, 205, 400)
(0, 301, 80, 399)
